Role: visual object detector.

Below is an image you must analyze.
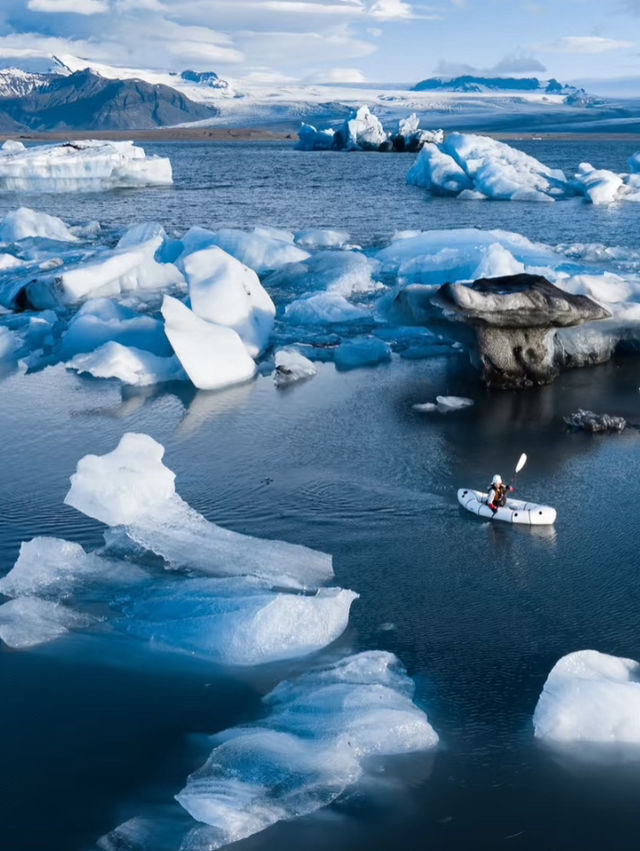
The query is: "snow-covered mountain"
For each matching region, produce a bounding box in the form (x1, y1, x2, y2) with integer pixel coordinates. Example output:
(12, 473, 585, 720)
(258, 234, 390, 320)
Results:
(0, 52, 637, 133)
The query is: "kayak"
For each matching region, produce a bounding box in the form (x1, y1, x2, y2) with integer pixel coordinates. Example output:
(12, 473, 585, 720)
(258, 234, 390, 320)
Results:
(457, 488, 557, 525)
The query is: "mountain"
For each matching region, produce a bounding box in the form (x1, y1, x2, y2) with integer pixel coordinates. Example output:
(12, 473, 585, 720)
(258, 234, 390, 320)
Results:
(0, 68, 51, 99)
(0, 69, 219, 131)
(412, 76, 583, 95)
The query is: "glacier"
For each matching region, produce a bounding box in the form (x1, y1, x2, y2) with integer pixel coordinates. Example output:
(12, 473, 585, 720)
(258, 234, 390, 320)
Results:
(0, 139, 172, 192)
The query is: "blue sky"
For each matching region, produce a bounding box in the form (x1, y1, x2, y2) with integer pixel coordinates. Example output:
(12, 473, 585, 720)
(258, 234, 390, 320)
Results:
(0, 0, 638, 86)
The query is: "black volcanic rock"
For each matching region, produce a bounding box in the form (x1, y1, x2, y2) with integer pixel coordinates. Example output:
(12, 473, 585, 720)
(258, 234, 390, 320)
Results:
(0, 69, 218, 130)
(432, 273, 611, 389)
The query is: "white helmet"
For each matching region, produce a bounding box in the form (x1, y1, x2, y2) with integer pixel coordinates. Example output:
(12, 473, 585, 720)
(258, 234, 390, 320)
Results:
(491, 474, 502, 485)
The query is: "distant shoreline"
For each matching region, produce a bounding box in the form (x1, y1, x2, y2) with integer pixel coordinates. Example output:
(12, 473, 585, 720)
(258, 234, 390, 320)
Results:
(1, 128, 639, 144)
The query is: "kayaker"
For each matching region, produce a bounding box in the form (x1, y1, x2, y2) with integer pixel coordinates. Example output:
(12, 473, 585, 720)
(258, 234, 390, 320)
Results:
(487, 474, 514, 513)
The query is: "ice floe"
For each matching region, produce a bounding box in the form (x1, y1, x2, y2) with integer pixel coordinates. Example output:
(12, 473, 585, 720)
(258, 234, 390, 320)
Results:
(0, 207, 79, 243)
(284, 291, 369, 325)
(65, 432, 333, 588)
(179, 226, 309, 275)
(0, 139, 172, 192)
(68, 341, 185, 386)
(534, 650, 640, 749)
(273, 348, 317, 386)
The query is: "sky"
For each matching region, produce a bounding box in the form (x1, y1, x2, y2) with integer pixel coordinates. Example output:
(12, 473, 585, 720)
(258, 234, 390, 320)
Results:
(0, 0, 639, 87)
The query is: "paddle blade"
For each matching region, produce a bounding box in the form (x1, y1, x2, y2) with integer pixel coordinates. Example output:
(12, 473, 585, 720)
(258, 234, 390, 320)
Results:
(515, 453, 527, 474)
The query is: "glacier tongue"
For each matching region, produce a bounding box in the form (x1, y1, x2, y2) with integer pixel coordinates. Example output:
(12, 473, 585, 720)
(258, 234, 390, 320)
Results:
(65, 432, 333, 588)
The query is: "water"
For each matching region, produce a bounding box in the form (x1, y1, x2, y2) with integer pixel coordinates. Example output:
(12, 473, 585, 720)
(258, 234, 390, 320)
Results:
(1, 141, 640, 851)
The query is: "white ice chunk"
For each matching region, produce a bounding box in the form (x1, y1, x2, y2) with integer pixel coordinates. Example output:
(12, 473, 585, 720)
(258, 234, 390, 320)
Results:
(1, 140, 25, 152)
(273, 348, 317, 386)
(534, 650, 640, 746)
(0, 207, 78, 243)
(0, 536, 148, 600)
(65, 433, 333, 588)
(175, 651, 438, 845)
(0, 597, 93, 648)
(341, 105, 387, 150)
(284, 292, 368, 325)
(473, 243, 525, 280)
(436, 395, 474, 412)
(265, 251, 378, 298)
(68, 341, 185, 386)
(181, 228, 309, 275)
(162, 295, 257, 391)
(0, 139, 172, 193)
(407, 143, 472, 195)
(295, 123, 336, 151)
(573, 163, 624, 205)
(183, 247, 275, 357)
(294, 229, 351, 250)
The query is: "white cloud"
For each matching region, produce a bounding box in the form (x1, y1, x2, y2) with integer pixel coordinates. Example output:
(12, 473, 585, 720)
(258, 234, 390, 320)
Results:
(27, 0, 108, 12)
(536, 36, 635, 54)
(368, 0, 414, 18)
(307, 66, 366, 81)
(433, 52, 547, 77)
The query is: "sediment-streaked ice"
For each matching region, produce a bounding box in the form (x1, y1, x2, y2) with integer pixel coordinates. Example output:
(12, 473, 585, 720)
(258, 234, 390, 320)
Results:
(65, 432, 333, 588)
(533, 650, 640, 748)
(0, 139, 172, 193)
(273, 348, 317, 386)
(172, 651, 438, 845)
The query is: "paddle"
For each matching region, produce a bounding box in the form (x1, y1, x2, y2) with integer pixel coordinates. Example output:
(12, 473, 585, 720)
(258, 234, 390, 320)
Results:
(512, 452, 527, 488)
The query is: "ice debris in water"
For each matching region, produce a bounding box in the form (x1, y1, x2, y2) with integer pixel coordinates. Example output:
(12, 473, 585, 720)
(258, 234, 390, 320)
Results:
(65, 432, 333, 588)
(334, 337, 391, 370)
(0, 139, 172, 193)
(407, 134, 640, 204)
(0, 207, 79, 243)
(166, 652, 436, 846)
(161, 295, 257, 392)
(178, 226, 309, 275)
(0, 537, 356, 663)
(293, 229, 352, 250)
(413, 396, 474, 414)
(533, 650, 640, 749)
(182, 246, 275, 358)
(284, 291, 369, 325)
(273, 348, 317, 386)
(68, 341, 185, 387)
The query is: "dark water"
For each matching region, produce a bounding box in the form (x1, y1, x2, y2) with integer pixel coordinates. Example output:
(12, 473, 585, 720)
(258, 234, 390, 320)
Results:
(1, 142, 640, 851)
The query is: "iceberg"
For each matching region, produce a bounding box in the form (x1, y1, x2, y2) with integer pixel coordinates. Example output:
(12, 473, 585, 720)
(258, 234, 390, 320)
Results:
(68, 341, 185, 386)
(65, 432, 333, 588)
(179, 226, 309, 275)
(408, 133, 569, 202)
(182, 246, 275, 357)
(0, 139, 172, 192)
(533, 650, 640, 748)
(284, 292, 369, 325)
(334, 337, 391, 370)
(295, 123, 336, 151)
(572, 163, 624, 205)
(0, 207, 79, 243)
(161, 295, 257, 391)
(294, 229, 352, 250)
(0, 539, 356, 663)
(174, 652, 437, 844)
(273, 348, 317, 386)
(264, 250, 378, 298)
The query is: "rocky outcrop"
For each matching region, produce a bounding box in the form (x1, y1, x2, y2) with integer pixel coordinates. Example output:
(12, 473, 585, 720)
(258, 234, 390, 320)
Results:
(432, 273, 611, 389)
(563, 409, 626, 433)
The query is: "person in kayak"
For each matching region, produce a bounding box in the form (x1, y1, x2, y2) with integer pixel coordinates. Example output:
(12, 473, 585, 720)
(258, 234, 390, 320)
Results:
(487, 474, 514, 513)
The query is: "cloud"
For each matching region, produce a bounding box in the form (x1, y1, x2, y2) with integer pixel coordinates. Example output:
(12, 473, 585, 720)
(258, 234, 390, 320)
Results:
(27, 0, 108, 12)
(368, 0, 414, 19)
(306, 66, 366, 81)
(433, 52, 547, 77)
(536, 36, 635, 54)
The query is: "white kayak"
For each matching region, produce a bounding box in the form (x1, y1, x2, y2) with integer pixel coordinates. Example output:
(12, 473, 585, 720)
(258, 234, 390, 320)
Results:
(457, 488, 557, 525)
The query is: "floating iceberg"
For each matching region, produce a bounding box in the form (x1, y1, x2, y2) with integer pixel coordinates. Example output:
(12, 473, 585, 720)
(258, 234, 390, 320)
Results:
(65, 432, 333, 588)
(0, 206, 79, 243)
(161, 295, 257, 392)
(179, 226, 309, 275)
(413, 396, 474, 413)
(334, 337, 391, 370)
(297, 107, 442, 153)
(68, 341, 185, 386)
(0, 538, 355, 664)
(294, 229, 352, 250)
(174, 651, 438, 845)
(533, 650, 640, 748)
(273, 348, 317, 386)
(264, 250, 378, 298)
(408, 133, 569, 201)
(284, 292, 369, 325)
(182, 246, 275, 357)
(0, 140, 172, 192)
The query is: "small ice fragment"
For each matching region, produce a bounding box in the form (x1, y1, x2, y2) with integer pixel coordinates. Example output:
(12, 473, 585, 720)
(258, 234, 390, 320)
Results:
(273, 348, 317, 387)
